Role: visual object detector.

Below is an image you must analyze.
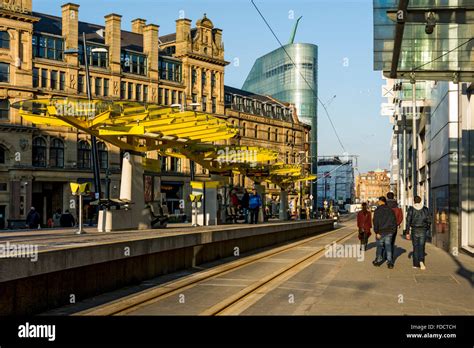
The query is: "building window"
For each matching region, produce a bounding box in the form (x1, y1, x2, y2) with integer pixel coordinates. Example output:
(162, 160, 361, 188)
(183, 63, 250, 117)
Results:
(50, 70, 58, 89)
(211, 72, 216, 90)
(178, 91, 183, 105)
(274, 129, 278, 142)
(201, 70, 207, 89)
(171, 90, 177, 104)
(0, 146, 4, 164)
(0, 31, 9, 49)
(212, 97, 216, 113)
(142, 86, 150, 104)
(0, 99, 9, 120)
(32, 35, 63, 61)
(242, 122, 246, 137)
(254, 125, 258, 138)
(78, 74, 84, 93)
(78, 43, 108, 68)
(268, 127, 271, 141)
(41, 69, 47, 87)
(49, 138, 64, 168)
(170, 157, 180, 172)
(77, 140, 91, 169)
(127, 82, 133, 100)
(158, 88, 163, 104)
(121, 51, 147, 75)
(164, 89, 169, 105)
(136, 84, 142, 101)
(32, 137, 47, 167)
(104, 78, 109, 97)
(192, 93, 197, 103)
(0, 62, 9, 82)
(120, 81, 126, 99)
(98, 142, 108, 169)
(191, 68, 197, 86)
(95, 77, 102, 96)
(33, 68, 39, 87)
(158, 58, 182, 82)
(59, 71, 65, 91)
(202, 95, 207, 111)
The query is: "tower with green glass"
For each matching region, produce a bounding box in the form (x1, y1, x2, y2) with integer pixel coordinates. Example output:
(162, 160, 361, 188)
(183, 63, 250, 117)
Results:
(242, 39, 318, 207)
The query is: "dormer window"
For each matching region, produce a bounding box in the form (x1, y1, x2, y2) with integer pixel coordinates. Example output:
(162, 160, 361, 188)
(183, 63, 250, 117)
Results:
(33, 34, 63, 61)
(121, 51, 147, 75)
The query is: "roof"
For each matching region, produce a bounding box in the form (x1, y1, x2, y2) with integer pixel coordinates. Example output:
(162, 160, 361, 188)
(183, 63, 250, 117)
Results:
(33, 11, 144, 52)
(224, 85, 287, 105)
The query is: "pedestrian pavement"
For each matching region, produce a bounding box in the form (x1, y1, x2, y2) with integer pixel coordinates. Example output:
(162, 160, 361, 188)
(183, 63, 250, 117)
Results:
(251, 228, 474, 315)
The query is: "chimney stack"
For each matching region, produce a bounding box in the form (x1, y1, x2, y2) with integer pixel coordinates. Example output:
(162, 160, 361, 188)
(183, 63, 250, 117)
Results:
(131, 18, 146, 34)
(104, 13, 122, 73)
(143, 24, 159, 81)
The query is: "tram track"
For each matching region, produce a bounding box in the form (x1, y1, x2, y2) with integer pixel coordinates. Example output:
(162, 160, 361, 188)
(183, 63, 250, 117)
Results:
(77, 222, 356, 316)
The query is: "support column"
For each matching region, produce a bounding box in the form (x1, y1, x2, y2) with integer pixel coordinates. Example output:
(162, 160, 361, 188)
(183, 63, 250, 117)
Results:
(279, 188, 288, 221)
(254, 182, 265, 223)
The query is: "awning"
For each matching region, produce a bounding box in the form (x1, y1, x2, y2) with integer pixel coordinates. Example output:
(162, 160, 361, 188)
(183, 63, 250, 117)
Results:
(374, 0, 474, 81)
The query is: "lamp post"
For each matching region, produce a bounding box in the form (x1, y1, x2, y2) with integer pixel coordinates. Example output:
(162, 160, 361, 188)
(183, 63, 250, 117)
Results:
(64, 33, 108, 202)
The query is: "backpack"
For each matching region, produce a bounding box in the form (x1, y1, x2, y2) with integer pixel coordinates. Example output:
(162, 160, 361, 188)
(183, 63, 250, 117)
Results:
(392, 207, 403, 226)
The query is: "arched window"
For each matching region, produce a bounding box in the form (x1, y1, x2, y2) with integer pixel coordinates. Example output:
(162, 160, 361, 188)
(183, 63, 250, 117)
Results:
(77, 140, 91, 169)
(32, 137, 47, 167)
(49, 138, 64, 168)
(98, 142, 108, 169)
(0, 99, 9, 120)
(0, 145, 5, 164)
(0, 31, 9, 49)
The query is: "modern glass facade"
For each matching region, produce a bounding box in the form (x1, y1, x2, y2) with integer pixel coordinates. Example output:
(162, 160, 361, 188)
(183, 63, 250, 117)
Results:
(242, 43, 318, 127)
(242, 43, 318, 205)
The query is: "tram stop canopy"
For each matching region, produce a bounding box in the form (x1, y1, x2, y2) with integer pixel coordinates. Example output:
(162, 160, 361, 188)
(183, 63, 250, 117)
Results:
(374, 0, 474, 81)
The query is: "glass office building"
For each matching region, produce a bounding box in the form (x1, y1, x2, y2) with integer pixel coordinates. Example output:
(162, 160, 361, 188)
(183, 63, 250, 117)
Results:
(242, 43, 318, 203)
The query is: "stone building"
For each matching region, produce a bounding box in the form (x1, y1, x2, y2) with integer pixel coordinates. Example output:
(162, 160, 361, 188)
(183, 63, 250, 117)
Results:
(355, 169, 391, 204)
(0, 0, 310, 227)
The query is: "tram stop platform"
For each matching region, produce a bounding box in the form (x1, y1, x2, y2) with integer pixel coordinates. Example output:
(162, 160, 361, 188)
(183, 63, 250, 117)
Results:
(0, 219, 334, 315)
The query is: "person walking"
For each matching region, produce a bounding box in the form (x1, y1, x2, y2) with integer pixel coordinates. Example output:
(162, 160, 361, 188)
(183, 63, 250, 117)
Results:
(60, 210, 76, 227)
(248, 188, 262, 224)
(26, 207, 40, 229)
(357, 202, 372, 251)
(52, 209, 62, 227)
(382, 192, 404, 260)
(406, 196, 431, 270)
(372, 196, 397, 269)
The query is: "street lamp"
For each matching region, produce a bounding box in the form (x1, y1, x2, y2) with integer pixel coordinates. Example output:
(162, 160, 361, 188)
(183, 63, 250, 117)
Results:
(64, 33, 108, 213)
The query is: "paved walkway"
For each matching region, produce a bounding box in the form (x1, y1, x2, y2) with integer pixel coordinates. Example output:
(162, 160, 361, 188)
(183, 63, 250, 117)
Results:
(242, 224, 474, 315)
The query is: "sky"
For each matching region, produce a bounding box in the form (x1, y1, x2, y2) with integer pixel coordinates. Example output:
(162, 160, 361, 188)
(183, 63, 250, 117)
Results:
(33, 0, 392, 173)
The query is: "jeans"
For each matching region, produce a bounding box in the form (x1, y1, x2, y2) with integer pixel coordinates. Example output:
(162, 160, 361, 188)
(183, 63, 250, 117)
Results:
(382, 229, 398, 260)
(412, 232, 426, 267)
(250, 208, 259, 224)
(375, 234, 393, 264)
(243, 208, 249, 223)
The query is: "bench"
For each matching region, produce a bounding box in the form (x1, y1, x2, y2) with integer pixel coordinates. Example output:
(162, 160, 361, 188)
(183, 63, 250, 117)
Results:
(146, 203, 169, 228)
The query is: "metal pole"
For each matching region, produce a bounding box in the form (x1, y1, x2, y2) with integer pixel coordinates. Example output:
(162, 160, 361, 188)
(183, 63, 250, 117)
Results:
(77, 194, 83, 234)
(402, 113, 407, 231)
(83, 32, 101, 200)
(411, 77, 417, 198)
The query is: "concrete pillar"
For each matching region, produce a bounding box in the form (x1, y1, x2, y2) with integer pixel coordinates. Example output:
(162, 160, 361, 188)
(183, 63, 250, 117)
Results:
(255, 183, 265, 223)
(279, 189, 288, 221)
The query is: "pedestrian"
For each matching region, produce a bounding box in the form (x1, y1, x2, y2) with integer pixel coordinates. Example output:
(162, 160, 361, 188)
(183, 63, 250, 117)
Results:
(248, 188, 262, 224)
(406, 196, 431, 270)
(357, 202, 372, 251)
(60, 209, 75, 227)
(241, 189, 250, 223)
(26, 207, 40, 229)
(383, 192, 403, 258)
(372, 196, 397, 269)
(52, 209, 62, 227)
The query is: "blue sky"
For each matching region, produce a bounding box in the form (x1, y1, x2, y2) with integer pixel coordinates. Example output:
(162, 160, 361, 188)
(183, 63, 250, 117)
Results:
(34, 0, 391, 173)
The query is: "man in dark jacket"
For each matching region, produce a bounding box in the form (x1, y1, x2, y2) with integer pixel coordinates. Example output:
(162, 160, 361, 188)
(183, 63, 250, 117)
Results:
(406, 196, 431, 270)
(372, 196, 397, 269)
(60, 210, 76, 227)
(26, 207, 40, 229)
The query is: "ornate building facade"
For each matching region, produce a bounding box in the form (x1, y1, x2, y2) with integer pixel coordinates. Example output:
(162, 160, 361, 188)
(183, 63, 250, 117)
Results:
(355, 169, 391, 204)
(0, 0, 310, 227)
